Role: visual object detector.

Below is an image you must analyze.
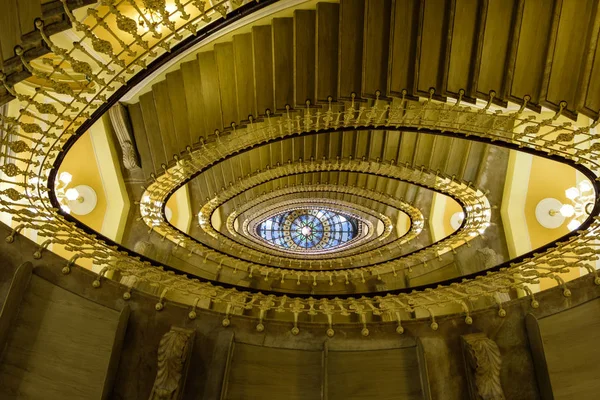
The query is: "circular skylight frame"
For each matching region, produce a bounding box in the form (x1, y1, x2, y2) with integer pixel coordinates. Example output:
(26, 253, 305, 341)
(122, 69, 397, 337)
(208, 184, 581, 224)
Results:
(255, 206, 367, 255)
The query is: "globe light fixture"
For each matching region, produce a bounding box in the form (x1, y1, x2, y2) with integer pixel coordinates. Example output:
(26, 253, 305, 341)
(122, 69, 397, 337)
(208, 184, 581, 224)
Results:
(535, 179, 595, 230)
(450, 211, 465, 230)
(55, 172, 98, 216)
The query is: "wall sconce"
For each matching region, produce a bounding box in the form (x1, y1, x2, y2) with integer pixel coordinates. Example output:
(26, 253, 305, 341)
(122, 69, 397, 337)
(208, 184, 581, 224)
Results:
(55, 172, 98, 215)
(450, 211, 465, 230)
(535, 180, 594, 231)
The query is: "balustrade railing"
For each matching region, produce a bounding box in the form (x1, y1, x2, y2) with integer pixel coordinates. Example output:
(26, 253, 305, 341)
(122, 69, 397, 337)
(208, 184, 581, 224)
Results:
(0, 0, 598, 335)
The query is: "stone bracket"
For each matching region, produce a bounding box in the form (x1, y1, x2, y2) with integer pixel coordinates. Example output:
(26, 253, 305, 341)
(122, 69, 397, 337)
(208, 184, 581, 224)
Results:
(461, 332, 505, 400)
(149, 326, 195, 400)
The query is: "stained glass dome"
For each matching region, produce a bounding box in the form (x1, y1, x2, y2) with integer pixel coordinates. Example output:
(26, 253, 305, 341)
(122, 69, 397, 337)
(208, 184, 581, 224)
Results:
(257, 209, 360, 251)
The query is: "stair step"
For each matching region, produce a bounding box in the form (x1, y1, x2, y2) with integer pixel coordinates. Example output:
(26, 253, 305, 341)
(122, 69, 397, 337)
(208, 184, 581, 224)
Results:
(412, 133, 435, 167)
(397, 131, 418, 165)
(444, 138, 467, 178)
(315, 2, 339, 103)
(272, 18, 294, 111)
(0, 0, 22, 62)
(139, 92, 168, 171)
(475, 0, 517, 102)
(354, 130, 370, 159)
(543, 0, 596, 118)
(338, 0, 365, 100)
(388, 0, 420, 97)
(368, 130, 385, 160)
(507, 0, 557, 108)
(415, 0, 450, 99)
(428, 135, 453, 172)
(252, 25, 275, 115)
(382, 130, 401, 162)
(361, 0, 392, 98)
(215, 42, 239, 129)
(17, 0, 42, 42)
(165, 70, 192, 149)
(294, 10, 316, 107)
(445, 0, 481, 99)
(198, 51, 224, 132)
(152, 80, 178, 159)
(181, 59, 207, 140)
(462, 141, 487, 183)
(233, 34, 257, 121)
(128, 103, 156, 177)
(578, 3, 600, 117)
(340, 130, 355, 159)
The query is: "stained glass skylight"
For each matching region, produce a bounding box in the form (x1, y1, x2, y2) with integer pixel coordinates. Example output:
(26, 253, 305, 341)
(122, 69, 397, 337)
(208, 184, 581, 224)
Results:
(257, 209, 359, 251)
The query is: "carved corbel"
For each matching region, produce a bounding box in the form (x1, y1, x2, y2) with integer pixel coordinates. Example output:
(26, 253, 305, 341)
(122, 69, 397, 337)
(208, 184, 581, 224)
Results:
(149, 327, 195, 400)
(461, 333, 505, 400)
(108, 103, 140, 170)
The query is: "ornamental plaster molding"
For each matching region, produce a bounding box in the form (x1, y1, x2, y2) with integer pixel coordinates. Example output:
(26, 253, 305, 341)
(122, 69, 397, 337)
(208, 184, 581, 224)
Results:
(149, 326, 195, 400)
(461, 332, 505, 400)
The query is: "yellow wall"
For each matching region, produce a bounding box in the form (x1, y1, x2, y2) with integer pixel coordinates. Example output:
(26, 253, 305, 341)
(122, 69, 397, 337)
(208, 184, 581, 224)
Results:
(58, 132, 107, 232)
(524, 156, 579, 291)
(442, 197, 462, 235)
(429, 192, 463, 242)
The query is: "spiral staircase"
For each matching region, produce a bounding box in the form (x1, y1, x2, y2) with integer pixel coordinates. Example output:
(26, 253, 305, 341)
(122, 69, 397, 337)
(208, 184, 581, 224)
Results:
(0, 0, 599, 399)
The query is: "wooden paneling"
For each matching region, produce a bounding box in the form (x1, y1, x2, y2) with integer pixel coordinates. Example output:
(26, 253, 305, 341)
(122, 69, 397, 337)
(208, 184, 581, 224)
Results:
(476, 0, 517, 100)
(294, 10, 316, 106)
(362, 0, 392, 98)
(224, 343, 322, 400)
(446, 0, 480, 96)
(315, 2, 339, 102)
(0, 275, 129, 400)
(215, 42, 239, 128)
(181, 58, 207, 140)
(198, 51, 224, 132)
(166, 70, 191, 148)
(509, 0, 557, 105)
(327, 348, 424, 400)
(252, 25, 275, 114)
(338, 0, 365, 99)
(416, 0, 450, 96)
(272, 18, 294, 110)
(545, 0, 596, 111)
(529, 299, 600, 400)
(0, 263, 32, 356)
(139, 92, 167, 169)
(152, 80, 177, 159)
(233, 34, 257, 120)
(388, 0, 420, 96)
(128, 102, 155, 176)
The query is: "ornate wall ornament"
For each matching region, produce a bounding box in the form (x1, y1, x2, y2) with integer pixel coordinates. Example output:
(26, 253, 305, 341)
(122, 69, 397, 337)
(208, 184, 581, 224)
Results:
(461, 333, 505, 400)
(149, 327, 195, 400)
(108, 103, 140, 170)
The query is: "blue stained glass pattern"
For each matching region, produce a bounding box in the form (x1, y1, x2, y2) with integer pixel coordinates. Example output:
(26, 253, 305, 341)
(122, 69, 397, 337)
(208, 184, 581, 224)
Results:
(257, 209, 358, 251)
